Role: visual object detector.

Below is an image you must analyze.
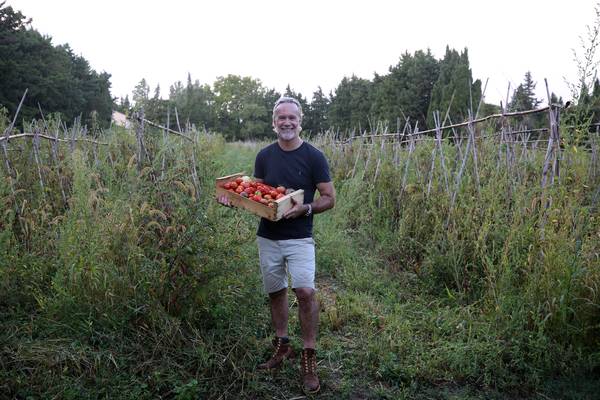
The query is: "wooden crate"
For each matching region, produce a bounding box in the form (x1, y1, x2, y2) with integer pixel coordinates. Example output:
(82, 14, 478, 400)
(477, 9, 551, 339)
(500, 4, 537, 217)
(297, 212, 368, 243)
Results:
(215, 172, 304, 221)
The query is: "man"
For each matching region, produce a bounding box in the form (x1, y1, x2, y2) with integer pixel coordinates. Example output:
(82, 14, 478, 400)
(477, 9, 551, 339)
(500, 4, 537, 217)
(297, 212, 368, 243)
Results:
(218, 96, 335, 394)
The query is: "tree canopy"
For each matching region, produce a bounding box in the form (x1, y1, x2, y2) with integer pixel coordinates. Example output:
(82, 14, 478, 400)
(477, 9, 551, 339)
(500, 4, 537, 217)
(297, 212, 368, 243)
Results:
(8, 2, 577, 139)
(0, 2, 113, 127)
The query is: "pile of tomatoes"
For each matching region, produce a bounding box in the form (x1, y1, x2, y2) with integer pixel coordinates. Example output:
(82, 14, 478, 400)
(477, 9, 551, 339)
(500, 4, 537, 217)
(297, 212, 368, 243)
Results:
(223, 176, 287, 207)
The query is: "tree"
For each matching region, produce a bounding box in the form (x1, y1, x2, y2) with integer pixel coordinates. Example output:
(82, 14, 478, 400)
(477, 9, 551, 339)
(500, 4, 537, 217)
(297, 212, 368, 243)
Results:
(508, 71, 544, 128)
(132, 78, 150, 111)
(168, 75, 216, 131)
(303, 87, 330, 135)
(508, 71, 541, 112)
(591, 78, 600, 123)
(328, 75, 373, 133)
(371, 49, 439, 130)
(113, 95, 131, 114)
(0, 3, 112, 127)
(212, 75, 275, 140)
(427, 47, 482, 129)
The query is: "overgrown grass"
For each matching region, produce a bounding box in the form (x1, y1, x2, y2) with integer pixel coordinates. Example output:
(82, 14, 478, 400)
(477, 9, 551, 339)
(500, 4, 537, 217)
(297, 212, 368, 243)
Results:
(1, 117, 599, 399)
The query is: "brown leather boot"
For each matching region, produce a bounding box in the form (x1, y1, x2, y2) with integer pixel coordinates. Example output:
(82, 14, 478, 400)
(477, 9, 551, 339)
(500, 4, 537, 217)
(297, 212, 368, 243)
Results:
(300, 348, 320, 394)
(257, 337, 295, 370)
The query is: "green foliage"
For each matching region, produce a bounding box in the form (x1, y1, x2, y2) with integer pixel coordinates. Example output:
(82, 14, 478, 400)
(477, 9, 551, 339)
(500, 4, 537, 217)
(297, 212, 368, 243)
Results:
(168, 73, 216, 129)
(427, 47, 482, 128)
(303, 86, 330, 135)
(371, 50, 440, 129)
(2, 110, 599, 399)
(508, 71, 541, 112)
(508, 71, 545, 128)
(0, 3, 112, 127)
(122, 45, 503, 141)
(315, 121, 600, 394)
(212, 74, 278, 140)
(328, 75, 374, 132)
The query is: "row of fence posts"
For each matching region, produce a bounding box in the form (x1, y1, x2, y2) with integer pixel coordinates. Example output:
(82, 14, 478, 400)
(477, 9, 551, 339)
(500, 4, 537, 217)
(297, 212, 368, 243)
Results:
(1, 96, 203, 225)
(2, 89, 599, 228)
(321, 84, 599, 229)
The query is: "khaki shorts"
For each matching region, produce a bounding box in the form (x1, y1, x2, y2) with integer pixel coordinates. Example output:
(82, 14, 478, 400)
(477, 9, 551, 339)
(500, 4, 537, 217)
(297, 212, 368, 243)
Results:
(257, 236, 316, 293)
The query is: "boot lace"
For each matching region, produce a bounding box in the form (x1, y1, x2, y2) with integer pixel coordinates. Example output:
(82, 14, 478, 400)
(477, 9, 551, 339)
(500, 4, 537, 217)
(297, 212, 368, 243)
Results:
(301, 349, 316, 375)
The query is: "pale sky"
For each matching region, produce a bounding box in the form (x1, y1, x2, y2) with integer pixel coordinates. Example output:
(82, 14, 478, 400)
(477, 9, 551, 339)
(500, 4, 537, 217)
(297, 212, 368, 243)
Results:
(7, 0, 598, 106)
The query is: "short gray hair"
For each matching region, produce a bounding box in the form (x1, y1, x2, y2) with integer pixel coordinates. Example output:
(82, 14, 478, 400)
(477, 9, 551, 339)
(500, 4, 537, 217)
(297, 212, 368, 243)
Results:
(272, 96, 303, 121)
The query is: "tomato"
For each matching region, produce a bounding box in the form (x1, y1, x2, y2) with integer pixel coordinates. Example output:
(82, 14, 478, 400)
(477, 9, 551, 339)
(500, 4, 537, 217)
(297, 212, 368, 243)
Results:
(235, 177, 243, 184)
(275, 193, 284, 200)
(235, 186, 244, 193)
(223, 182, 231, 190)
(242, 181, 252, 189)
(259, 198, 269, 205)
(244, 187, 254, 195)
(276, 186, 285, 194)
(228, 188, 235, 193)
(230, 181, 238, 189)
(252, 195, 262, 202)
(269, 190, 278, 198)
(264, 194, 272, 200)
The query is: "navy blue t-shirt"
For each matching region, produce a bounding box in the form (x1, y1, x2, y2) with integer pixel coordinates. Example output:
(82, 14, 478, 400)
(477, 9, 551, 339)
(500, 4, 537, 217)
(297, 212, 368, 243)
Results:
(254, 141, 331, 240)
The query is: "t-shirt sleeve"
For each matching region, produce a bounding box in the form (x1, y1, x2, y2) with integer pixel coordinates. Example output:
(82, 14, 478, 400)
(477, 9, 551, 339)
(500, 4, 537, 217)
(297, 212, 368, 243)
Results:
(254, 149, 265, 179)
(312, 149, 331, 184)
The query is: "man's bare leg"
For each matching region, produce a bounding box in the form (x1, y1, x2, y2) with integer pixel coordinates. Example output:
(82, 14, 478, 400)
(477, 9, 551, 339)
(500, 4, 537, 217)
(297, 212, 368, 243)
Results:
(269, 287, 289, 338)
(295, 287, 318, 348)
(257, 287, 294, 370)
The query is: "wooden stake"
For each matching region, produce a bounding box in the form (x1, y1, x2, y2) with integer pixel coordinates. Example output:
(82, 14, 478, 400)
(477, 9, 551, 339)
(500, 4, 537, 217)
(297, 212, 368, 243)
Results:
(434, 111, 450, 194)
(32, 126, 46, 199)
(51, 121, 67, 205)
(161, 108, 170, 180)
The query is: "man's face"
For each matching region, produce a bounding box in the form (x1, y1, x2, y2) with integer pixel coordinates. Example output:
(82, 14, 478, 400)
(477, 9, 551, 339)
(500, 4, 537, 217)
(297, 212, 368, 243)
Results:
(273, 102, 301, 142)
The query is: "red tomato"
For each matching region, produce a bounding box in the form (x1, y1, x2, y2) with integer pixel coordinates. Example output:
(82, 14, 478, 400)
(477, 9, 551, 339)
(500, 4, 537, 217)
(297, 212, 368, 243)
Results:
(252, 195, 262, 202)
(275, 193, 284, 200)
(235, 186, 244, 193)
(269, 190, 278, 198)
(244, 187, 254, 195)
(264, 194, 272, 200)
(235, 177, 243, 184)
(230, 181, 238, 189)
(276, 186, 285, 194)
(259, 198, 269, 205)
(242, 181, 251, 189)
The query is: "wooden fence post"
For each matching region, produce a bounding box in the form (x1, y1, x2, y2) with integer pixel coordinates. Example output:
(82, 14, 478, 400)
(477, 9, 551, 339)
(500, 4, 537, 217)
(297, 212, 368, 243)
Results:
(32, 126, 46, 199)
(161, 108, 170, 180)
(51, 121, 67, 205)
(135, 108, 147, 171)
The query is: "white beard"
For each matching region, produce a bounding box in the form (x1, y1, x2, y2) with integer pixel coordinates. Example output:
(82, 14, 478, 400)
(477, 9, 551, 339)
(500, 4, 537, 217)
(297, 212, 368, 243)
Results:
(277, 128, 298, 141)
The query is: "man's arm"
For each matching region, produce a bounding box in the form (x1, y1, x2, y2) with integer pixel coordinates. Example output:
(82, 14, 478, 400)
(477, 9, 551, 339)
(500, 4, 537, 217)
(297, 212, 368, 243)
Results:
(283, 181, 335, 219)
(311, 181, 335, 214)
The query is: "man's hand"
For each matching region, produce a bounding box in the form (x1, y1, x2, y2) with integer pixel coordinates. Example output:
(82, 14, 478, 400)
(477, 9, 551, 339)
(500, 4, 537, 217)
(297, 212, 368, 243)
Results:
(216, 194, 233, 207)
(283, 197, 308, 219)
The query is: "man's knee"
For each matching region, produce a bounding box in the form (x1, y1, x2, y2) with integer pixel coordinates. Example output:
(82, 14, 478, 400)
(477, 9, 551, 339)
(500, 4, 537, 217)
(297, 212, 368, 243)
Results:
(294, 287, 315, 302)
